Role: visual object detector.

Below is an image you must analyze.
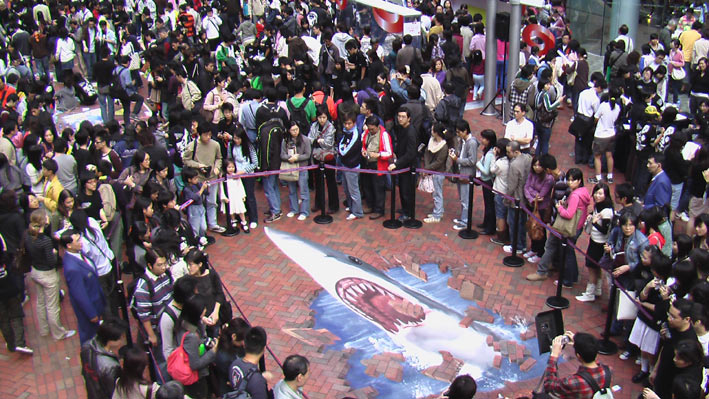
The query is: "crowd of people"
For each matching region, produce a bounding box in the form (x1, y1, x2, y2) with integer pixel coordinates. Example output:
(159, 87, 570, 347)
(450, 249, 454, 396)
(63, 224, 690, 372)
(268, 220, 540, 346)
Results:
(0, 0, 709, 397)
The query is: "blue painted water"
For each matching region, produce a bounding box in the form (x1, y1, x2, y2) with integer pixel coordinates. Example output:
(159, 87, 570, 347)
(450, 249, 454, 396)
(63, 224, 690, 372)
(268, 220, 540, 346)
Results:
(310, 263, 550, 398)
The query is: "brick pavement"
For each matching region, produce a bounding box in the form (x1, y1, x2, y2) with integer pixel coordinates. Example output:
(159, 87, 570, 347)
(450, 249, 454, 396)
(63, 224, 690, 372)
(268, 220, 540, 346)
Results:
(0, 104, 644, 399)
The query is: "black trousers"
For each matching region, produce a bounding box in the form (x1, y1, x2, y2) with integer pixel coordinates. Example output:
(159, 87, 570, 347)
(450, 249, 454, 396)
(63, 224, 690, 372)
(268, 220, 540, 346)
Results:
(241, 176, 258, 224)
(362, 162, 387, 214)
(312, 159, 339, 212)
(398, 171, 414, 217)
(0, 295, 25, 350)
(573, 115, 594, 164)
(481, 180, 496, 232)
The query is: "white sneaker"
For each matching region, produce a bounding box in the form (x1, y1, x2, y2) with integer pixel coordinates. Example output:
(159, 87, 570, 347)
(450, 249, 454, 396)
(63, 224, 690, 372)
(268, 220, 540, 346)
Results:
(575, 292, 596, 302)
(346, 213, 361, 221)
(209, 225, 226, 233)
(424, 216, 441, 223)
(286, 211, 296, 218)
(503, 245, 513, 254)
(523, 250, 536, 258)
(297, 214, 307, 221)
(679, 212, 689, 222)
(619, 351, 632, 360)
(15, 346, 33, 355)
(453, 218, 465, 226)
(527, 255, 541, 263)
(60, 330, 76, 340)
(199, 236, 209, 246)
(452, 224, 465, 230)
(249, 222, 258, 229)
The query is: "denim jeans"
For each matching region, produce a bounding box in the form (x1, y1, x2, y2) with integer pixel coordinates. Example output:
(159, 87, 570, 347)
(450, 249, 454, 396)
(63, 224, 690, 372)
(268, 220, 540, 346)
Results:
(496, 60, 506, 90)
(457, 182, 470, 223)
(35, 56, 50, 79)
(671, 182, 684, 210)
(343, 171, 363, 216)
(206, 184, 219, 228)
(287, 171, 310, 216)
(536, 125, 552, 156)
(472, 74, 485, 99)
(506, 203, 527, 251)
(97, 91, 115, 123)
(262, 174, 281, 215)
(187, 204, 207, 238)
(430, 174, 445, 218)
(83, 52, 96, 80)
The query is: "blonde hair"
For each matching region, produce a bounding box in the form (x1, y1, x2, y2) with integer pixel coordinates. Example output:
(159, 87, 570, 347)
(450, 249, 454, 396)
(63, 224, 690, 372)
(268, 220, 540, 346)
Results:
(28, 209, 48, 237)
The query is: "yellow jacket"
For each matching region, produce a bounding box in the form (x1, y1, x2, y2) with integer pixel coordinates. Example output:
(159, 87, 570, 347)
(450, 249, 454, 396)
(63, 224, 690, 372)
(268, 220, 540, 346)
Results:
(43, 176, 64, 213)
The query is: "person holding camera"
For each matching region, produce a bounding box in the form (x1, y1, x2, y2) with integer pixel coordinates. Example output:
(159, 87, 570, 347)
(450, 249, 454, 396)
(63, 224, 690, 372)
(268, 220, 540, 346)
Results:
(542, 332, 612, 399)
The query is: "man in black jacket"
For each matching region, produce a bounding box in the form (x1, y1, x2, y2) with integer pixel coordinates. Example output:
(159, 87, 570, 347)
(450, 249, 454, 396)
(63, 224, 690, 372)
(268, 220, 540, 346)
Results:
(388, 108, 418, 221)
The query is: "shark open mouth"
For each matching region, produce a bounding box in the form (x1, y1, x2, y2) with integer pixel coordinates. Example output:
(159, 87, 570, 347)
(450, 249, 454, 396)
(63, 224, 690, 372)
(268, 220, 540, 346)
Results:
(336, 277, 426, 333)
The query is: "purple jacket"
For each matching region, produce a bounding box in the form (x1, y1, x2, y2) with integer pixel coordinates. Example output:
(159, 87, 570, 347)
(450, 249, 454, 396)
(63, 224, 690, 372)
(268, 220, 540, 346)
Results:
(524, 172, 555, 210)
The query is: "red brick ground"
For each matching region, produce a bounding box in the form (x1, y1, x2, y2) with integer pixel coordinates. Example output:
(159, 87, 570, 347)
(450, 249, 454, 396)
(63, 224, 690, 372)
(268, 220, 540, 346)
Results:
(0, 104, 643, 399)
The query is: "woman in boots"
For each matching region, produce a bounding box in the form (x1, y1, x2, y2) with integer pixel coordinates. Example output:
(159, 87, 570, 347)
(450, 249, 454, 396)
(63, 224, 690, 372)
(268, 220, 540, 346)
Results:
(576, 182, 614, 302)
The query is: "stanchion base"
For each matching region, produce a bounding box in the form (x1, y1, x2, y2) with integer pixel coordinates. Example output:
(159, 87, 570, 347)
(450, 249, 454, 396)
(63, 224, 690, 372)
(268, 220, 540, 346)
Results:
(503, 255, 524, 267)
(314, 215, 334, 224)
(221, 230, 239, 237)
(458, 228, 479, 239)
(598, 339, 618, 356)
(545, 295, 570, 310)
(403, 218, 423, 229)
(383, 219, 403, 229)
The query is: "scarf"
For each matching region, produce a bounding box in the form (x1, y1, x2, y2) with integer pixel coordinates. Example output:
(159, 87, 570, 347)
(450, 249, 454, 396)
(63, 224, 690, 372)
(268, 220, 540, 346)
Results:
(427, 137, 446, 153)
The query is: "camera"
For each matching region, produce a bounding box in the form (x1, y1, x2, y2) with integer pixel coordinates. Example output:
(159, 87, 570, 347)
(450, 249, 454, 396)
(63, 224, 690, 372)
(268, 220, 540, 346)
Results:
(204, 337, 217, 349)
(561, 336, 571, 346)
(200, 166, 212, 176)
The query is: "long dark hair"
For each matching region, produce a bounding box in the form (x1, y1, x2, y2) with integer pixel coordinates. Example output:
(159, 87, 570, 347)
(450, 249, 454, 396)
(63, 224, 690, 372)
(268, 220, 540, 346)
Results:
(592, 182, 613, 211)
(69, 209, 99, 240)
(480, 129, 496, 154)
(57, 189, 75, 218)
(180, 294, 207, 327)
(115, 347, 150, 397)
(232, 124, 254, 160)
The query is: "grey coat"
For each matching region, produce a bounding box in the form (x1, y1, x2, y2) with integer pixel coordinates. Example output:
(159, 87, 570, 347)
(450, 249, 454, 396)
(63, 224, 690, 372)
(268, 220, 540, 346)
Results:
(177, 321, 216, 378)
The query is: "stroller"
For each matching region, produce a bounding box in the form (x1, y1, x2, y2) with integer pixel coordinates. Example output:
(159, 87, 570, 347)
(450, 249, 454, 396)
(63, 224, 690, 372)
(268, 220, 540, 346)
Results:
(72, 71, 97, 106)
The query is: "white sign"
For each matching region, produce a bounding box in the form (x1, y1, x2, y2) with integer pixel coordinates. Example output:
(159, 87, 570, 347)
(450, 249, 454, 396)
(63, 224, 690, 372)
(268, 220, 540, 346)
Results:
(403, 21, 421, 36)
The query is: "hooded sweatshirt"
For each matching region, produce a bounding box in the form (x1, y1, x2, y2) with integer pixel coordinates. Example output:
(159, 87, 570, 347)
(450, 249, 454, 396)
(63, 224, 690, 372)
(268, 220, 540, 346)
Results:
(558, 186, 592, 231)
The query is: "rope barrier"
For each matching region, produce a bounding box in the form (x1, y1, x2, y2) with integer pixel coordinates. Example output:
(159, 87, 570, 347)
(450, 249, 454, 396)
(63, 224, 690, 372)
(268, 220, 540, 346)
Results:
(185, 163, 655, 335)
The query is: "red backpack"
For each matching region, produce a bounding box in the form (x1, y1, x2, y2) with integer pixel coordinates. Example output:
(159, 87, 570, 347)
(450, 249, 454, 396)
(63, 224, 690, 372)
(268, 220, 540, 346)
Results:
(167, 333, 199, 385)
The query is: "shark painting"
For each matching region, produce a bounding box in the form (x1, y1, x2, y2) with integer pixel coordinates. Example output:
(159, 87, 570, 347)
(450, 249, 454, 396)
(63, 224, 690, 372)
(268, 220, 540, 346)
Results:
(265, 228, 498, 379)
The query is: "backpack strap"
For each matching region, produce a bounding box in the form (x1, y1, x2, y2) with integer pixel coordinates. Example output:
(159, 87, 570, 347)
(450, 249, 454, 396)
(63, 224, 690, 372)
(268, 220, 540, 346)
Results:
(577, 365, 610, 393)
(237, 366, 258, 392)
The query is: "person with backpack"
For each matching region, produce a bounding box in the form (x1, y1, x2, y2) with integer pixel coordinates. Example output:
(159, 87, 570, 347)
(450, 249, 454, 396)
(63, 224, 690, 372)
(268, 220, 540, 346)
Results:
(228, 326, 271, 399)
(256, 87, 288, 224)
(434, 82, 464, 132)
(112, 55, 144, 126)
(534, 79, 566, 156)
(286, 79, 316, 134)
(131, 248, 173, 353)
(172, 295, 218, 399)
(543, 332, 612, 399)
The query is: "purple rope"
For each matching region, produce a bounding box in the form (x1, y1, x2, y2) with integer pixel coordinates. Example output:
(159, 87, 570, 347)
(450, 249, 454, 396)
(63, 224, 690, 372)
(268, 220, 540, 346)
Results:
(323, 164, 410, 175)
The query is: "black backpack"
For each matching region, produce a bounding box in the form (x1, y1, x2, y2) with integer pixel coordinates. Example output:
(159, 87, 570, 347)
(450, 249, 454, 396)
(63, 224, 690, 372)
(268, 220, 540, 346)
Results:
(257, 117, 285, 171)
(224, 364, 257, 399)
(287, 98, 311, 133)
(109, 66, 129, 101)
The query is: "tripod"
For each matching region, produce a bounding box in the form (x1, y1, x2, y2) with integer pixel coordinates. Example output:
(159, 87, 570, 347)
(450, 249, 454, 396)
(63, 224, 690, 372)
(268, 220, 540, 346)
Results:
(480, 39, 509, 121)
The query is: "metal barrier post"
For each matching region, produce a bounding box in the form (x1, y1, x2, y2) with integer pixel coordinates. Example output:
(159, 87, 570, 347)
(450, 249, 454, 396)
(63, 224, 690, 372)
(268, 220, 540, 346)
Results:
(598, 280, 619, 355)
(383, 173, 402, 229)
(403, 166, 422, 229)
(503, 200, 524, 267)
(314, 162, 333, 224)
(546, 242, 570, 309)
(458, 176, 478, 239)
(115, 278, 133, 346)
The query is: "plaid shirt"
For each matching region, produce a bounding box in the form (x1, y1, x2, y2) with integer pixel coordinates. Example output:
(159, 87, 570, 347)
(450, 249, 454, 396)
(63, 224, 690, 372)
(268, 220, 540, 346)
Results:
(543, 356, 611, 399)
(507, 80, 533, 122)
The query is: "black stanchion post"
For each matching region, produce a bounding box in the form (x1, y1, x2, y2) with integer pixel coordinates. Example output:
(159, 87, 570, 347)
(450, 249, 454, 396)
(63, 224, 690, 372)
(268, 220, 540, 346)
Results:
(598, 280, 619, 355)
(314, 162, 333, 224)
(503, 200, 524, 267)
(403, 166, 422, 229)
(459, 176, 478, 239)
(383, 173, 402, 229)
(546, 242, 570, 309)
(115, 278, 133, 346)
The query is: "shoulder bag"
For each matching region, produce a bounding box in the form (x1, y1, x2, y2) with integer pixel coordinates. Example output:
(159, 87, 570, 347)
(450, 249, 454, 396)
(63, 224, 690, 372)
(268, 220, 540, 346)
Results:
(526, 202, 546, 241)
(552, 209, 582, 238)
(166, 333, 199, 385)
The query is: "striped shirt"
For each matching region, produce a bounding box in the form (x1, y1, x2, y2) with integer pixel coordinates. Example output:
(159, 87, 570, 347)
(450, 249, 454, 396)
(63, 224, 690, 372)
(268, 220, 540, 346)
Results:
(132, 270, 173, 326)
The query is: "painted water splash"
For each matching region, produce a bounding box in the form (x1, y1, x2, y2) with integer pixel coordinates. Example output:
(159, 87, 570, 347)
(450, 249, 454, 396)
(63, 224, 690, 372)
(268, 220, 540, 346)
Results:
(310, 263, 550, 398)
